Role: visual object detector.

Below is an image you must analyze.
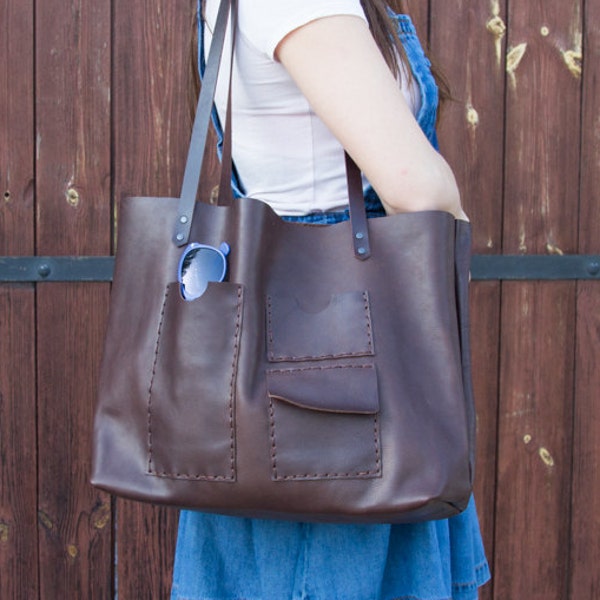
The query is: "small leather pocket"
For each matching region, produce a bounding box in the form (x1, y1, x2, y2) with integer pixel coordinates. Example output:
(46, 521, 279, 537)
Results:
(266, 365, 381, 481)
(147, 281, 243, 481)
(266, 290, 374, 362)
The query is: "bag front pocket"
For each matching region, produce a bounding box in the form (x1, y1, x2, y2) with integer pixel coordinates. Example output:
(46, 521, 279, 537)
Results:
(266, 290, 374, 362)
(147, 281, 243, 481)
(266, 365, 381, 481)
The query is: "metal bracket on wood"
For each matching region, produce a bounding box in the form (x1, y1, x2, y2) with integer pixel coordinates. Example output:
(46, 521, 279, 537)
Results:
(0, 255, 600, 282)
(0, 256, 115, 282)
(471, 255, 600, 281)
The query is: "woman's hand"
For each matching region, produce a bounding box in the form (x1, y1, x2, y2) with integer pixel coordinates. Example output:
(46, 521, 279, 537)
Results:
(276, 15, 468, 221)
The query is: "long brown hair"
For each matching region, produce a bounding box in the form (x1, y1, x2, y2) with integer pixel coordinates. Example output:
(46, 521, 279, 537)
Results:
(360, 0, 451, 104)
(189, 0, 450, 114)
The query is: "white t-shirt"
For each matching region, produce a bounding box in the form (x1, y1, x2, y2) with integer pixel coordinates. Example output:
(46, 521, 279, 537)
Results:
(204, 0, 420, 216)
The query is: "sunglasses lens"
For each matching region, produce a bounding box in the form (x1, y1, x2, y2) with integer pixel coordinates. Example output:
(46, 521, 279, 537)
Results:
(180, 247, 226, 300)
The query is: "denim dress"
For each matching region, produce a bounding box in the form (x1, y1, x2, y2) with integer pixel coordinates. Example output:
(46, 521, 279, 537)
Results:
(171, 9, 491, 600)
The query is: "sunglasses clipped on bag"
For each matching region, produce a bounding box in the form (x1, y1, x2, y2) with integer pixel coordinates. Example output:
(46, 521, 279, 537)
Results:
(177, 242, 231, 301)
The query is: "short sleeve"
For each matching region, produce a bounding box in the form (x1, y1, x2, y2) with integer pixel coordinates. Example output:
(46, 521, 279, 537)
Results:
(238, 0, 368, 59)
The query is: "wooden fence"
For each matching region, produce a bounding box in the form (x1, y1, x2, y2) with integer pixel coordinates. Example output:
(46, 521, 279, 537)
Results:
(1, 0, 598, 598)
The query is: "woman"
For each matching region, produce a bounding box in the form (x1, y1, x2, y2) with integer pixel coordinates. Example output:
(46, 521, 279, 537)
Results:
(171, 1, 490, 598)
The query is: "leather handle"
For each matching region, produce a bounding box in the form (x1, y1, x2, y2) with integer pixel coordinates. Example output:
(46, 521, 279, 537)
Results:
(216, 10, 236, 208)
(173, 0, 371, 261)
(173, 0, 233, 246)
(345, 152, 371, 260)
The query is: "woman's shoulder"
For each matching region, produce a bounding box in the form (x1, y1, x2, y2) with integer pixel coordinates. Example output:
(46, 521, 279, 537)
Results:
(235, 0, 368, 59)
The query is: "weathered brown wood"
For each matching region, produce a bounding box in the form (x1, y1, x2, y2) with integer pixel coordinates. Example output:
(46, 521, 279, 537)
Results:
(112, 1, 201, 597)
(468, 282, 500, 600)
(36, 284, 113, 598)
(497, 282, 576, 599)
(0, 0, 35, 250)
(495, 0, 582, 597)
(35, 0, 113, 597)
(569, 0, 600, 596)
(430, 4, 507, 598)
(113, 0, 218, 207)
(117, 502, 179, 598)
(405, 0, 428, 42)
(0, 287, 37, 600)
(571, 283, 600, 599)
(0, 1, 38, 599)
(434, 1, 507, 251)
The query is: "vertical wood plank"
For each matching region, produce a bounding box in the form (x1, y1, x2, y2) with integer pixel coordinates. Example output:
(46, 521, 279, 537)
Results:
(0, 1, 38, 599)
(35, 0, 113, 596)
(497, 282, 576, 598)
(113, 0, 211, 204)
(0, 287, 37, 600)
(112, 1, 199, 596)
(403, 0, 429, 41)
(467, 282, 500, 600)
(433, 0, 507, 250)
(571, 285, 600, 598)
(0, 0, 35, 256)
(496, 1, 582, 597)
(430, 4, 508, 597)
(570, 0, 600, 596)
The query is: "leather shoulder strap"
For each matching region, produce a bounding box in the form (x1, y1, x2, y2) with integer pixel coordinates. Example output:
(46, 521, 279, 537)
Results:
(173, 0, 233, 246)
(173, 0, 371, 260)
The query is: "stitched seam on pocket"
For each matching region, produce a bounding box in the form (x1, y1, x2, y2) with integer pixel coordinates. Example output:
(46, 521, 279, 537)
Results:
(362, 290, 374, 356)
(146, 285, 243, 481)
(266, 291, 374, 362)
(268, 364, 374, 375)
(269, 398, 381, 480)
(147, 285, 170, 476)
(225, 286, 244, 479)
(268, 363, 382, 481)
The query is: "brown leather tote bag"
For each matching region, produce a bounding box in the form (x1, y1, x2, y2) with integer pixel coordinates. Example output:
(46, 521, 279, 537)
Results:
(91, 0, 475, 523)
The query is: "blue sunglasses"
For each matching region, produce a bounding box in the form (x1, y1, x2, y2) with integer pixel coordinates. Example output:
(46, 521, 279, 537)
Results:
(177, 242, 230, 301)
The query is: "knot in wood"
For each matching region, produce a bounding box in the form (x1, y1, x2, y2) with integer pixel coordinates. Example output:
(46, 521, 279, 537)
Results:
(486, 16, 506, 39)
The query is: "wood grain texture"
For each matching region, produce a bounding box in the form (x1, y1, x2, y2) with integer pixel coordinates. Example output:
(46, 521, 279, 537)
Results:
(468, 282, 500, 600)
(36, 284, 113, 599)
(502, 0, 581, 256)
(0, 1, 38, 599)
(116, 502, 179, 599)
(0, 286, 38, 600)
(430, 5, 508, 597)
(494, 1, 582, 598)
(112, 1, 199, 597)
(35, 0, 113, 597)
(433, 0, 506, 251)
(113, 0, 219, 209)
(497, 282, 576, 599)
(0, 0, 35, 256)
(570, 0, 600, 596)
(403, 0, 429, 43)
(571, 283, 600, 599)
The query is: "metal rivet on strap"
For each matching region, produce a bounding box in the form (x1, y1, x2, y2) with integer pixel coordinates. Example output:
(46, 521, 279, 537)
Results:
(176, 233, 184, 242)
(179, 215, 189, 224)
(357, 247, 367, 256)
(355, 232, 364, 240)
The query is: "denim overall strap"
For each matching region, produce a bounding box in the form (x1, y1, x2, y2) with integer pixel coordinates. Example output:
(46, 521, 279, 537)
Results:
(391, 13, 440, 149)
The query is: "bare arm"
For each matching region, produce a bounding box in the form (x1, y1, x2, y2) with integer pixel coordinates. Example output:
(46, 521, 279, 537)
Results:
(276, 15, 467, 220)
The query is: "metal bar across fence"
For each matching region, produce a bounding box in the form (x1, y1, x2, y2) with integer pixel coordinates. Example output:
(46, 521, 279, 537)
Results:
(1, 255, 599, 282)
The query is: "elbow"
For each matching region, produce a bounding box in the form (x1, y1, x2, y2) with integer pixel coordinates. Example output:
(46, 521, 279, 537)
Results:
(377, 157, 464, 219)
